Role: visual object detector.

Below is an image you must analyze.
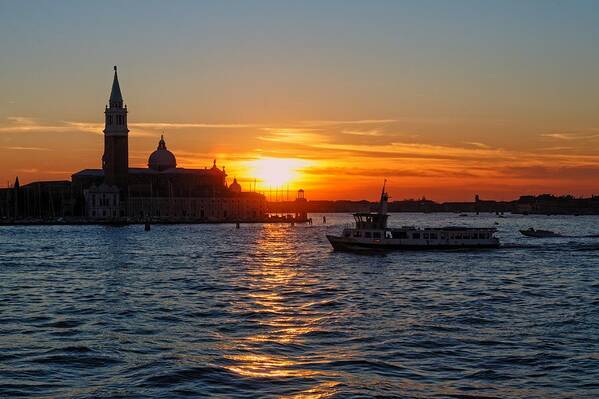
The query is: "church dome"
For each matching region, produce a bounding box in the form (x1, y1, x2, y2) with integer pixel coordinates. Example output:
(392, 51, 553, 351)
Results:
(148, 135, 177, 171)
(229, 178, 242, 193)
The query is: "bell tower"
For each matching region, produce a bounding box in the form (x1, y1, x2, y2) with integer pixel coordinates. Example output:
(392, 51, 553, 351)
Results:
(102, 66, 129, 194)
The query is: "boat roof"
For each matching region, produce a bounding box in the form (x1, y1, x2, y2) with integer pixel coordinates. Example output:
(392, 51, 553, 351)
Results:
(389, 226, 497, 231)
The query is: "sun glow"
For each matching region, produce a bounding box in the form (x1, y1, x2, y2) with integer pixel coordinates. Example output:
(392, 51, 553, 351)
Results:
(246, 158, 309, 188)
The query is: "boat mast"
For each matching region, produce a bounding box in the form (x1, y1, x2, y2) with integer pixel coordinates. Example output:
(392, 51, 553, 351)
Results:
(379, 179, 388, 215)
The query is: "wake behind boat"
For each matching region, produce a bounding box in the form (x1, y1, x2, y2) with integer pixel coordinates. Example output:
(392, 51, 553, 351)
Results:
(326, 182, 500, 251)
(519, 228, 563, 238)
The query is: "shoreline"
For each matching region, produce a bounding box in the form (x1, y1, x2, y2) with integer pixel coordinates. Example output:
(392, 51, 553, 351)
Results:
(0, 218, 311, 227)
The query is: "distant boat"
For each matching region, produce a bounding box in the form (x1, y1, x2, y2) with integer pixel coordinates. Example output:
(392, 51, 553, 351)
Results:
(326, 182, 500, 251)
(519, 228, 562, 238)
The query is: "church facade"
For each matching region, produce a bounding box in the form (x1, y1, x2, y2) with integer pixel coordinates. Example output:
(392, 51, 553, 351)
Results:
(72, 67, 266, 222)
(0, 67, 267, 222)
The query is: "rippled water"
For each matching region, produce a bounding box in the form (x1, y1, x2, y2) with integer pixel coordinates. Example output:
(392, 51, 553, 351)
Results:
(1, 213, 598, 398)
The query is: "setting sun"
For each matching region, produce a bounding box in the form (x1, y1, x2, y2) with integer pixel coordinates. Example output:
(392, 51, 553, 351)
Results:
(246, 158, 309, 188)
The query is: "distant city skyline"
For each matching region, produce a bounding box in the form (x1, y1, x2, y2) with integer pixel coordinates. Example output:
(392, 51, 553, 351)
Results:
(1, 1, 599, 201)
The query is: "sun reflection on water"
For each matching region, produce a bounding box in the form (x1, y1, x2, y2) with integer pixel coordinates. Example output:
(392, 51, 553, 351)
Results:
(221, 224, 342, 397)
(224, 353, 319, 379)
(279, 381, 341, 399)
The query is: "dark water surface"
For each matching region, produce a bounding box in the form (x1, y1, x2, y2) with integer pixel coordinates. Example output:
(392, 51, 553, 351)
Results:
(1, 213, 598, 398)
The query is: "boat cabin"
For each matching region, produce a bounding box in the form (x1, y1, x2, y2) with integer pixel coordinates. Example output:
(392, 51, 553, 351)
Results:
(353, 212, 388, 230)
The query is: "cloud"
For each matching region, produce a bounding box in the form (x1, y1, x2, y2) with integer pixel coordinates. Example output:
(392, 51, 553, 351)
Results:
(537, 146, 575, 152)
(0, 116, 73, 133)
(63, 121, 102, 134)
(464, 141, 491, 149)
(304, 166, 487, 179)
(257, 128, 329, 145)
(541, 133, 578, 140)
(131, 122, 259, 129)
(2, 146, 51, 151)
(1, 117, 103, 136)
(252, 122, 599, 192)
(64, 121, 154, 137)
(7, 116, 36, 124)
(501, 165, 599, 180)
(341, 129, 384, 137)
(1, 117, 253, 137)
(15, 168, 71, 175)
(1, 117, 399, 139)
(300, 119, 397, 126)
(5, 114, 599, 198)
(541, 132, 599, 141)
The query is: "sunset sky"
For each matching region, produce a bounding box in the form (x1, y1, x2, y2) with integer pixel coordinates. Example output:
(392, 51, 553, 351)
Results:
(1, 1, 599, 201)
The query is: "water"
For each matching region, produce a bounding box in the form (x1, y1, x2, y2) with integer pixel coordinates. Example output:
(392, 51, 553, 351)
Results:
(1, 213, 598, 398)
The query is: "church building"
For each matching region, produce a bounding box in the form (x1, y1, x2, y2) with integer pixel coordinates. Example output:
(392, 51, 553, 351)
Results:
(70, 67, 267, 222)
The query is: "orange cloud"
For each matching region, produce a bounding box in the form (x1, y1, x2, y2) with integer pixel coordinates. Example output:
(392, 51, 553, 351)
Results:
(3, 116, 599, 201)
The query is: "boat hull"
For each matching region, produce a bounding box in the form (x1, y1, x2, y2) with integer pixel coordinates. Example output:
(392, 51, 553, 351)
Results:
(326, 235, 500, 251)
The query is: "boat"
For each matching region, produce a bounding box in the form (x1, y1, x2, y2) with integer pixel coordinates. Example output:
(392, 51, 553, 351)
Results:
(519, 228, 562, 238)
(326, 182, 500, 251)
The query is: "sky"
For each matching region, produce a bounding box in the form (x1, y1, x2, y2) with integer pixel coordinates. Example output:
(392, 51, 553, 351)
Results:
(1, 0, 599, 201)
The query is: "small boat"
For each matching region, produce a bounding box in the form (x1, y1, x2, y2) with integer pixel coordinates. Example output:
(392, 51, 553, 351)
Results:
(519, 228, 562, 238)
(326, 182, 500, 251)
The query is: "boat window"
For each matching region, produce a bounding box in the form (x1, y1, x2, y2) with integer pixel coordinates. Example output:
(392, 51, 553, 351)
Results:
(423, 233, 429, 239)
(456, 233, 462, 239)
(412, 233, 420, 239)
(373, 232, 381, 239)
(392, 231, 407, 239)
(365, 232, 372, 238)
(353, 231, 361, 237)
(430, 233, 437, 239)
